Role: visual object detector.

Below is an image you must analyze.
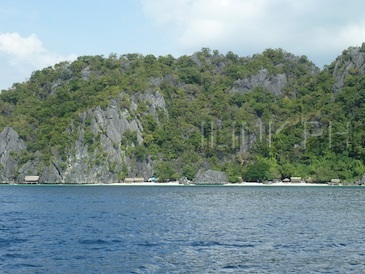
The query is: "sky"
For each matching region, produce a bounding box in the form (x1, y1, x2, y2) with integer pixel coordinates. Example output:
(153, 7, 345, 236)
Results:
(1, 0, 365, 90)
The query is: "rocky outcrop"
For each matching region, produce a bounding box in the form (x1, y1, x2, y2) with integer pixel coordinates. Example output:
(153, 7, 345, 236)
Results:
(38, 90, 167, 184)
(40, 163, 64, 184)
(0, 89, 168, 184)
(1, 49, 359, 184)
(17, 152, 42, 182)
(230, 69, 287, 96)
(0, 127, 26, 183)
(193, 169, 228, 185)
(135, 89, 168, 121)
(331, 44, 365, 92)
(354, 173, 365, 186)
(179, 176, 191, 184)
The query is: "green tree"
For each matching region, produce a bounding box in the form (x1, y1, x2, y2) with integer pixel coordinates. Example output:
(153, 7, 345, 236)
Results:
(245, 161, 272, 182)
(155, 161, 179, 182)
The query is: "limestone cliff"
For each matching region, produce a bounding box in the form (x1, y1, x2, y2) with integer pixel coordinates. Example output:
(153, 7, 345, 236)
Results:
(230, 69, 288, 96)
(0, 127, 26, 183)
(1, 47, 364, 184)
(0, 90, 167, 184)
(192, 169, 228, 184)
(330, 43, 365, 92)
(55, 90, 165, 184)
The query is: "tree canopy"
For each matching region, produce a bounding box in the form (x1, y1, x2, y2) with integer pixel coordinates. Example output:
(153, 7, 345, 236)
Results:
(1, 47, 365, 183)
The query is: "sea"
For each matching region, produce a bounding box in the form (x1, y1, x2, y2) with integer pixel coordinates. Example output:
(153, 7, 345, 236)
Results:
(0, 185, 365, 273)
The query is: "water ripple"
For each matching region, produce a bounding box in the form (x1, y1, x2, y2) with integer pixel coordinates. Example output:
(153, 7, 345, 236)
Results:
(0, 185, 364, 273)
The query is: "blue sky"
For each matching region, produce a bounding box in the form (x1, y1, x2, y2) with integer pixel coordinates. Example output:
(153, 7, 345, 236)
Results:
(1, 0, 365, 90)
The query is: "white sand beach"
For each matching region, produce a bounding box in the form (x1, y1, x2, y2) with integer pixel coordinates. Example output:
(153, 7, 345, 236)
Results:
(95, 181, 329, 186)
(224, 182, 328, 186)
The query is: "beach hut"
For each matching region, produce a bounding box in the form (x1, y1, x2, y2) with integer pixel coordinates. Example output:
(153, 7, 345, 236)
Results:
(133, 177, 145, 183)
(290, 177, 302, 183)
(330, 179, 341, 185)
(124, 177, 145, 183)
(24, 176, 40, 184)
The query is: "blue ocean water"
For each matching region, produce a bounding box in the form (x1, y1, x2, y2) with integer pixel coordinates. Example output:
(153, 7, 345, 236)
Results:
(0, 185, 365, 273)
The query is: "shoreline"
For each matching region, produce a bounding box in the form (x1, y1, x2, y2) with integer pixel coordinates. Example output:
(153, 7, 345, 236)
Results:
(82, 181, 331, 186)
(1, 182, 333, 186)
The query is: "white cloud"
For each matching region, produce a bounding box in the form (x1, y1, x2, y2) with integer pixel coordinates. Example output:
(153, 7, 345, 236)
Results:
(142, 0, 266, 47)
(338, 23, 365, 49)
(141, 0, 365, 67)
(0, 32, 76, 90)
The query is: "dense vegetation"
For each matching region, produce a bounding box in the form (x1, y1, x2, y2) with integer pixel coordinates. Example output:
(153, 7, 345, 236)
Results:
(1, 46, 365, 183)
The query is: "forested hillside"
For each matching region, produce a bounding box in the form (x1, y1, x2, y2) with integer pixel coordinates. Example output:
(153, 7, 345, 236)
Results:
(1, 45, 365, 183)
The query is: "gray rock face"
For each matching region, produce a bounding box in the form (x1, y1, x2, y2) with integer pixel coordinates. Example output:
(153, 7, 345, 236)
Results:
(17, 152, 42, 183)
(0, 127, 26, 182)
(230, 69, 287, 96)
(135, 89, 169, 121)
(39, 90, 167, 184)
(59, 107, 137, 183)
(193, 169, 228, 184)
(179, 176, 191, 184)
(355, 173, 365, 185)
(40, 163, 63, 184)
(332, 45, 365, 92)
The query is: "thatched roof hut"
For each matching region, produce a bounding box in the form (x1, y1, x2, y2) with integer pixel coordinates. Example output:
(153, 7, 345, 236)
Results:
(24, 176, 39, 184)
